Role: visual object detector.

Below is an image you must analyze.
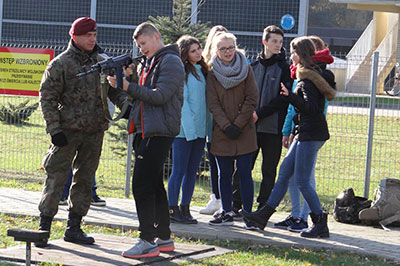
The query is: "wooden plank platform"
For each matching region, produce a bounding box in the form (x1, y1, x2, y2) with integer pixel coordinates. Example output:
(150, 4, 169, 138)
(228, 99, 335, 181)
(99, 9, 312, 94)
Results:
(0, 234, 232, 266)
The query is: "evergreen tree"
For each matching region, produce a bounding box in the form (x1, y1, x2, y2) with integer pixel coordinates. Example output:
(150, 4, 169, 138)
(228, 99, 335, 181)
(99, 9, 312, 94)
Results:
(149, 0, 210, 44)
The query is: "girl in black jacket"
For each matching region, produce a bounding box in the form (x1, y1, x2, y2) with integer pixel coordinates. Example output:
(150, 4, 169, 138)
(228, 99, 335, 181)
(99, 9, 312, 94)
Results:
(241, 36, 336, 238)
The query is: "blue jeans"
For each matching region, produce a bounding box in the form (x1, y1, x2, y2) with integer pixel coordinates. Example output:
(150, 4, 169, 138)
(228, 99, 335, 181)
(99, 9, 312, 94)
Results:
(216, 153, 254, 213)
(288, 166, 316, 220)
(266, 139, 324, 215)
(168, 137, 206, 206)
(62, 169, 97, 198)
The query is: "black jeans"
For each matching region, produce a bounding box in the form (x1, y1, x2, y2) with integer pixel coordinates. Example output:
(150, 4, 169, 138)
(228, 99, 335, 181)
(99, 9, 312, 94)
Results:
(254, 132, 283, 204)
(132, 135, 174, 242)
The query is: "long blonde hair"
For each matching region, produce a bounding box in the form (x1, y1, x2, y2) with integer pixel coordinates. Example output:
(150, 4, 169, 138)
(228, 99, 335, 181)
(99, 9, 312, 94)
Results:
(202, 25, 228, 66)
(211, 32, 245, 60)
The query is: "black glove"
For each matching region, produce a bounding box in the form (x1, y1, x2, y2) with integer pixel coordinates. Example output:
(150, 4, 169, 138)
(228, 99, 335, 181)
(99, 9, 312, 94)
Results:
(224, 124, 242, 140)
(51, 132, 68, 147)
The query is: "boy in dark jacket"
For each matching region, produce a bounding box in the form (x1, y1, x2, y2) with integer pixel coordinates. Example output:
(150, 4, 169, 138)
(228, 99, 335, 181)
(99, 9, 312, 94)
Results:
(107, 22, 185, 258)
(250, 25, 293, 210)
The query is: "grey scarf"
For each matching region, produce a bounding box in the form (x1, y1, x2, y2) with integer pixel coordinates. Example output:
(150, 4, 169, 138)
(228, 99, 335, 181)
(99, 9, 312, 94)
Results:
(211, 52, 249, 89)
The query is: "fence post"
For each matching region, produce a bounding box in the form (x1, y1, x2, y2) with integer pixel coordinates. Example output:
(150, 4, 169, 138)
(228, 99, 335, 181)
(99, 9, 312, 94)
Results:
(364, 51, 379, 198)
(191, 0, 198, 24)
(124, 41, 140, 198)
(90, 0, 97, 20)
(0, 0, 3, 44)
(298, 0, 309, 37)
(125, 134, 133, 198)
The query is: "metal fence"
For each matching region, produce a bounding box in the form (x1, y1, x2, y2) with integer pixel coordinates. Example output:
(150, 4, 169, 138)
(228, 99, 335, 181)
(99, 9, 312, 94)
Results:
(0, 0, 307, 56)
(0, 0, 399, 206)
(1, 53, 399, 204)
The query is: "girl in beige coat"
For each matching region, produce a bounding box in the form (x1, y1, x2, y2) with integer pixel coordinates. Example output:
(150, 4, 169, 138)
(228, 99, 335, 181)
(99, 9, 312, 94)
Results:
(206, 32, 258, 228)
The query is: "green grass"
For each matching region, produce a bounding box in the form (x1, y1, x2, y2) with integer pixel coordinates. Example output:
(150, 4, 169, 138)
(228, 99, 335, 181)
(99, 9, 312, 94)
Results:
(0, 214, 397, 266)
(0, 96, 399, 211)
(332, 94, 400, 106)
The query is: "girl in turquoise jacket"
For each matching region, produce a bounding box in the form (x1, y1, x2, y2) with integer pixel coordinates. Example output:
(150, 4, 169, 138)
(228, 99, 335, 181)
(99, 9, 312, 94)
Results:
(168, 35, 209, 224)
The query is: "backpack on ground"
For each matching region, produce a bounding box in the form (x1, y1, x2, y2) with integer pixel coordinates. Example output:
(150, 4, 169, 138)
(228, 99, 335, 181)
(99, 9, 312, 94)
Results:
(333, 187, 372, 224)
(359, 178, 400, 230)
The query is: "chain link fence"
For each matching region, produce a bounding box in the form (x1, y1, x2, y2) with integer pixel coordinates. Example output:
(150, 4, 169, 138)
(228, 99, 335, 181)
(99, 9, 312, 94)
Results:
(0, 0, 399, 205)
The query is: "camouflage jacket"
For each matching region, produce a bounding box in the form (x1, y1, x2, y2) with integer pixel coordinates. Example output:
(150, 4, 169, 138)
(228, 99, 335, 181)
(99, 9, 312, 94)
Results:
(39, 40, 126, 135)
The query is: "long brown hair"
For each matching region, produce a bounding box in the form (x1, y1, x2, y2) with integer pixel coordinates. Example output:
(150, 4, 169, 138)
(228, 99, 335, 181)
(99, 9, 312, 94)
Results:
(177, 35, 208, 82)
(290, 37, 317, 70)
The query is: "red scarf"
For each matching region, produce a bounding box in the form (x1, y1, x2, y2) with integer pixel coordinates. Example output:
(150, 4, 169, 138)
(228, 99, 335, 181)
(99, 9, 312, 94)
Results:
(312, 48, 334, 64)
(290, 63, 298, 80)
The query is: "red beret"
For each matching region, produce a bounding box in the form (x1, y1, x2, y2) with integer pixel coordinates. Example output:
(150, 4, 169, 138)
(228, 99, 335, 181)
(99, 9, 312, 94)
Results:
(69, 17, 97, 36)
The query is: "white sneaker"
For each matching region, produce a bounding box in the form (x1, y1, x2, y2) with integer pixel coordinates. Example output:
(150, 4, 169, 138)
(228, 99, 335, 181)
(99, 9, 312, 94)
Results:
(199, 194, 221, 215)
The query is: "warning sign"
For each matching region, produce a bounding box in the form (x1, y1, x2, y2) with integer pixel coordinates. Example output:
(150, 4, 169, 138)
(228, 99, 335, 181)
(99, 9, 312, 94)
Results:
(0, 47, 54, 96)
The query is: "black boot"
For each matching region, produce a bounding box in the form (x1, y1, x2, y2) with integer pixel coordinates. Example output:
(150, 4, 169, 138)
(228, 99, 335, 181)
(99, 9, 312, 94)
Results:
(300, 212, 329, 238)
(256, 201, 266, 211)
(239, 204, 275, 230)
(64, 212, 95, 244)
(180, 205, 197, 224)
(169, 206, 189, 224)
(34, 215, 53, 248)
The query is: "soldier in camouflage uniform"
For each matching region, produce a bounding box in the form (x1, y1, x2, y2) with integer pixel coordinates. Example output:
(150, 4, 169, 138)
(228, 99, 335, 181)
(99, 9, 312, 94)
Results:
(36, 17, 126, 247)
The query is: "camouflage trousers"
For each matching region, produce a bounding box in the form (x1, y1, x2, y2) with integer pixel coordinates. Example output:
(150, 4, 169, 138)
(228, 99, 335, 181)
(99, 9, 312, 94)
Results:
(39, 130, 104, 218)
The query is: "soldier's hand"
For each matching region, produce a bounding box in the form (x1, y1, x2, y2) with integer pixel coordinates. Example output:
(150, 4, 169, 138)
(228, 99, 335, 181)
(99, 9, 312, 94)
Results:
(51, 132, 68, 147)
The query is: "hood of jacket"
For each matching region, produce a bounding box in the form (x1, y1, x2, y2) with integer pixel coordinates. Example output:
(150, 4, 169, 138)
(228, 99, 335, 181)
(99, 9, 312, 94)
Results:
(151, 44, 180, 61)
(257, 47, 287, 67)
(297, 66, 336, 100)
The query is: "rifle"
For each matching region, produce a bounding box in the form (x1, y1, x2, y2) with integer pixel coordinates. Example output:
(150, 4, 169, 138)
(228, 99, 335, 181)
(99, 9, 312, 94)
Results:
(76, 53, 144, 122)
(77, 53, 134, 89)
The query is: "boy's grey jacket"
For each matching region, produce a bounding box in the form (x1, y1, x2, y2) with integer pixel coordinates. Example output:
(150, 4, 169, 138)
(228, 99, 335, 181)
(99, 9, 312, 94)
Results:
(126, 44, 185, 138)
(251, 49, 292, 135)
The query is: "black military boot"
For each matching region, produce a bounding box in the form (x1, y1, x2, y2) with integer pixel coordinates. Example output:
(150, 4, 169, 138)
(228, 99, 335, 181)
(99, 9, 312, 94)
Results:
(300, 212, 329, 238)
(64, 212, 95, 244)
(34, 215, 53, 248)
(240, 204, 276, 230)
(169, 206, 189, 224)
(180, 205, 197, 224)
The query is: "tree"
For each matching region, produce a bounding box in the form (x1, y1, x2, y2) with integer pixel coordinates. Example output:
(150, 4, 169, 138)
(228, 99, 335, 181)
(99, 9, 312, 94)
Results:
(149, 0, 210, 44)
